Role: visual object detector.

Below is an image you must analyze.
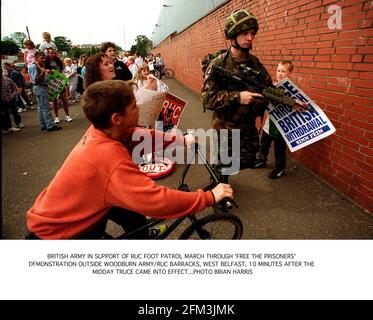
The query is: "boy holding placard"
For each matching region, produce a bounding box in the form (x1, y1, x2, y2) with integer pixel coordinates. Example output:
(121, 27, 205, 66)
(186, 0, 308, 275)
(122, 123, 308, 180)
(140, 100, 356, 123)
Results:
(255, 60, 294, 179)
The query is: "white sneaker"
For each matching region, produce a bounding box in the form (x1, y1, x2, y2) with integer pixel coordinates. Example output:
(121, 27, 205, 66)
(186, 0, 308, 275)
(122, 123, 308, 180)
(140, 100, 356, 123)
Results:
(7, 127, 21, 133)
(54, 117, 60, 124)
(65, 115, 73, 122)
(18, 107, 27, 113)
(16, 123, 25, 128)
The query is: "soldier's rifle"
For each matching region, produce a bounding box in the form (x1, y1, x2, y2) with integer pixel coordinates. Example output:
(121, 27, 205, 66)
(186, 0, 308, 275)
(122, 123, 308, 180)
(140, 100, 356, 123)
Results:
(209, 64, 313, 111)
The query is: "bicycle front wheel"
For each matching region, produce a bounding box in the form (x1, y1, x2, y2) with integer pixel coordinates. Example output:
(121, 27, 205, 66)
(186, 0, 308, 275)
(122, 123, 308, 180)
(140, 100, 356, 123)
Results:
(179, 213, 243, 239)
(153, 69, 161, 79)
(164, 68, 174, 79)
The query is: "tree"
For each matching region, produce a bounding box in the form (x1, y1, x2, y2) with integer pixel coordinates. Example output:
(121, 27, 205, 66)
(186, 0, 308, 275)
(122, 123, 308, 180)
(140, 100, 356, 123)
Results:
(87, 46, 99, 56)
(68, 47, 83, 59)
(130, 35, 152, 58)
(10, 32, 27, 47)
(54, 36, 72, 52)
(1, 39, 20, 55)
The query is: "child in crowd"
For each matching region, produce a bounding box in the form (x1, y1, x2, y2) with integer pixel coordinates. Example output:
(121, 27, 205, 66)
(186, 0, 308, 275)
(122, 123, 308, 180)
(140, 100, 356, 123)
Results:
(63, 58, 78, 102)
(127, 56, 138, 78)
(21, 66, 31, 83)
(255, 60, 294, 179)
(21, 66, 34, 104)
(26, 80, 233, 239)
(39, 32, 58, 55)
(23, 39, 37, 70)
(3, 63, 33, 111)
(135, 63, 169, 93)
(1, 71, 23, 133)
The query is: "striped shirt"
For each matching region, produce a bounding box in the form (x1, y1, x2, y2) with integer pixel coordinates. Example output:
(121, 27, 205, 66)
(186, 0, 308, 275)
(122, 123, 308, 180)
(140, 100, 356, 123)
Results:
(1, 75, 18, 102)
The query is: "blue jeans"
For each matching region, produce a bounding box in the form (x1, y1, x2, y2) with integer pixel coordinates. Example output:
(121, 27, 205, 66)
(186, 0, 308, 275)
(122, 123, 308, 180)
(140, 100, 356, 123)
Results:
(33, 85, 55, 129)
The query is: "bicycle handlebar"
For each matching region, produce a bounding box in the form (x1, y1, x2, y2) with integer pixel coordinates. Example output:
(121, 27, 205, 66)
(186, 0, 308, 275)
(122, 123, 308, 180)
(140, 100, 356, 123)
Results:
(220, 198, 236, 210)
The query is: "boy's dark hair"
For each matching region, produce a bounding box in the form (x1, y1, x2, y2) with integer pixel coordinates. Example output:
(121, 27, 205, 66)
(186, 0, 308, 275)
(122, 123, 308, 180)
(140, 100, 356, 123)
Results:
(279, 60, 294, 72)
(101, 42, 117, 53)
(82, 80, 135, 129)
(35, 51, 45, 58)
(84, 53, 107, 89)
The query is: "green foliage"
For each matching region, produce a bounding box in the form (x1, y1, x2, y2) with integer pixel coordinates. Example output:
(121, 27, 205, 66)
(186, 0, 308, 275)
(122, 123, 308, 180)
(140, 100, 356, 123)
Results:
(87, 46, 99, 56)
(9, 32, 27, 47)
(66, 46, 100, 60)
(130, 35, 152, 58)
(1, 39, 20, 55)
(68, 47, 83, 59)
(54, 36, 72, 52)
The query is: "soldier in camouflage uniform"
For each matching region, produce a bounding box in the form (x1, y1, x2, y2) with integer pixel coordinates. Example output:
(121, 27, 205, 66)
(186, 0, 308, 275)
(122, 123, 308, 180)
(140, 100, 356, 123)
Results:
(201, 9, 273, 182)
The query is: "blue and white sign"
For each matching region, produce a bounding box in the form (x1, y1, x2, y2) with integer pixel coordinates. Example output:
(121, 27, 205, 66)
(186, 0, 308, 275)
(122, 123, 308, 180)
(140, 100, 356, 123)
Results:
(268, 78, 336, 152)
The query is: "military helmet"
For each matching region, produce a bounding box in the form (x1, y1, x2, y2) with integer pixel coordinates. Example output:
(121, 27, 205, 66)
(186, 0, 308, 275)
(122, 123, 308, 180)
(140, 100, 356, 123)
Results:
(224, 9, 259, 39)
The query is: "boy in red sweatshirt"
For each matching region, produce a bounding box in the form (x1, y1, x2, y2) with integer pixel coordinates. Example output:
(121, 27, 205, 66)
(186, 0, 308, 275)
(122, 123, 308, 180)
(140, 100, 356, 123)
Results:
(26, 80, 233, 239)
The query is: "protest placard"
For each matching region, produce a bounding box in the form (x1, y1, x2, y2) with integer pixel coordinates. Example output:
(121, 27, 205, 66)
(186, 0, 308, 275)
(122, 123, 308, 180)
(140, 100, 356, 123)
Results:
(135, 88, 166, 128)
(268, 78, 336, 152)
(135, 91, 187, 179)
(47, 70, 68, 101)
(158, 93, 187, 132)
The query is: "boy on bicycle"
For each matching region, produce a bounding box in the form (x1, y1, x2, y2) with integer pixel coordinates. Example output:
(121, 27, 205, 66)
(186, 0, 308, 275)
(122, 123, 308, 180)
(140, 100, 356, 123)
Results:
(26, 80, 233, 239)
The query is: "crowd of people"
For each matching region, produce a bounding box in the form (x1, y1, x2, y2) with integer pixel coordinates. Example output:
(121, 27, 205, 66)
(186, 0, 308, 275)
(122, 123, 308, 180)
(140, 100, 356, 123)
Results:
(1, 33, 166, 134)
(25, 44, 232, 239)
(3, 9, 306, 239)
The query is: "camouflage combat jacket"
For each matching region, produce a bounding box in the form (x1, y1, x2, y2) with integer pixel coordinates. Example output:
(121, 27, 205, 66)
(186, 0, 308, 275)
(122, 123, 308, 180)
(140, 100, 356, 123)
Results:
(201, 49, 272, 130)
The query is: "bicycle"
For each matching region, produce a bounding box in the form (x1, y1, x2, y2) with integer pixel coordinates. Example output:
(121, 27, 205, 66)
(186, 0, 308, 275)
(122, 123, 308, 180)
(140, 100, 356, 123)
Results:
(154, 65, 174, 79)
(107, 143, 243, 240)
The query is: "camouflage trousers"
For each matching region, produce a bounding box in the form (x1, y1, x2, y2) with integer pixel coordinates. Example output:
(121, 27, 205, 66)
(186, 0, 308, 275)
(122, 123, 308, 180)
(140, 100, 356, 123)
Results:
(212, 127, 259, 183)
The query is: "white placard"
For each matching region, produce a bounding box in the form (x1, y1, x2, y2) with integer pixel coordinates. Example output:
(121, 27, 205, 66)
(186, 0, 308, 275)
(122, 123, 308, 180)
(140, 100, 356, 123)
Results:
(135, 87, 166, 128)
(268, 78, 336, 152)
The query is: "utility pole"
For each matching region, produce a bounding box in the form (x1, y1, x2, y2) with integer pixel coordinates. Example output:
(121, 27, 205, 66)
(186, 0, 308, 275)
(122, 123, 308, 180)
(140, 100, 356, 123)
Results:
(122, 25, 126, 50)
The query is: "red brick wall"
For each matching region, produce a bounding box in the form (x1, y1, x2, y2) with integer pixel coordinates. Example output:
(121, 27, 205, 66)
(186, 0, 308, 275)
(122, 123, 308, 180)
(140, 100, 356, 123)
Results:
(153, 0, 373, 213)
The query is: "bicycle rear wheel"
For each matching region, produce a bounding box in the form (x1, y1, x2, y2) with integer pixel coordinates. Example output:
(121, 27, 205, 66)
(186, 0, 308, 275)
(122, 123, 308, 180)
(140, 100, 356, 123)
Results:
(178, 213, 243, 239)
(164, 68, 174, 79)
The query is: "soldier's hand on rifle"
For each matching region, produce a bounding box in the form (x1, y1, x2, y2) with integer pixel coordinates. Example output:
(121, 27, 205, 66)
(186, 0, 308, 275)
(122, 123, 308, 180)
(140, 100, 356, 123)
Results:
(294, 99, 309, 112)
(239, 91, 263, 105)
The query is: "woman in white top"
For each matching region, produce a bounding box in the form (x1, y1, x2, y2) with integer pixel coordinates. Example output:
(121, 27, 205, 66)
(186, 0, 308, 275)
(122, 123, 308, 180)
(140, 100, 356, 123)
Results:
(135, 63, 169, 93)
